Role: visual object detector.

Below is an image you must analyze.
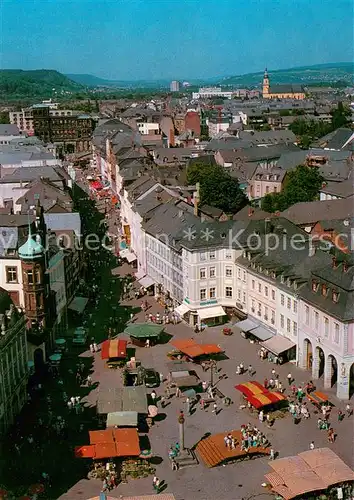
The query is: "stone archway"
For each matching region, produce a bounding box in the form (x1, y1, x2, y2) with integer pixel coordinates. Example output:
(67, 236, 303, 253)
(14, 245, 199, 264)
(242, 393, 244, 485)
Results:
(315, 346, 325, 379)
(327, 354, 338, 388)
(349, 363, 354, 399)
(303, 339, 313, 370)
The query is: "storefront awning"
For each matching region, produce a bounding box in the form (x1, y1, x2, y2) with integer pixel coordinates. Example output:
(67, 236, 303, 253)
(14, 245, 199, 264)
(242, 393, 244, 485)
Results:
(249, 326, 274, 341)
(260, 335, 296, 356)
(68, 296, 89, 314)
(235, 318, 258, 332)
(198, 305, 225, 320)
(135, 269, 146, 280)
(120, 249, 136, 262)
(175, 303, 189, 316)
(106, 411, 138, 428)
(138, 276, 154, 288)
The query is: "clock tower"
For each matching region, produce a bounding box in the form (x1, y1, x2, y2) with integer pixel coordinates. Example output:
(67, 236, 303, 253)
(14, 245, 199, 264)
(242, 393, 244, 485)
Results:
(262, 68, 270, 97)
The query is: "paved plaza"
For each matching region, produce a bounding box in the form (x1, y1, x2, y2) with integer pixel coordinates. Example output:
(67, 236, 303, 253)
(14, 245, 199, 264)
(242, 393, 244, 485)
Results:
(58, 263, 354, 500)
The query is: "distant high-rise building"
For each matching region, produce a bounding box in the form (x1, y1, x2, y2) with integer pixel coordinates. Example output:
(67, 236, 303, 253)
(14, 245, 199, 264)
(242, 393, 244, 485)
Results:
(170, 80, 181, 92)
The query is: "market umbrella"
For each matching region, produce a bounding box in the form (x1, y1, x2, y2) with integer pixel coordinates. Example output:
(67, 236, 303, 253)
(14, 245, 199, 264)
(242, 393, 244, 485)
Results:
(49, 353, 62, 362)
(28, 484, 45, 494)
(55, 338, 66, 345)
(148, 405, 158, 417)
(124, 323, 164, 338)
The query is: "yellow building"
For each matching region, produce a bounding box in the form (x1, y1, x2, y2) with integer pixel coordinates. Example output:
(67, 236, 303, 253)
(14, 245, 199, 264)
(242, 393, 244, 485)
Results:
(262, 69, 305, 100)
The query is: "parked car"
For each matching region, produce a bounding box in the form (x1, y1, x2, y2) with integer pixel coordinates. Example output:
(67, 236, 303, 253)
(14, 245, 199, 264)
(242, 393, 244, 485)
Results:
(144, 368, 160, 387)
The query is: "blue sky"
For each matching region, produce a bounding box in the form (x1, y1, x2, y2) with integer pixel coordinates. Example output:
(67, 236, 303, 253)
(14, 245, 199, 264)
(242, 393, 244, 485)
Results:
(0, 0, 352, 80)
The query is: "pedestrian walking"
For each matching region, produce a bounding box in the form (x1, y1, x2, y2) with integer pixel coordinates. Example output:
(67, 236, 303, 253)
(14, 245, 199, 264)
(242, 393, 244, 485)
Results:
(130, 313, 134, 322)
(264, 378, 269, 389)
(186, 397, 191, 415)
(87, 375, 92, 387)
(212, 402, 218, 415)
(171, 459, 178, 470)
(154, 478, 160, 493)
(93, 342, 98, 352)
(151, 390, 157, 403)
(200, 398, 205, 410)
(248, 364, 253, 375)
(159, 372, 164, 383)
(309, 441, 315, 450)
(287, 373, 293, 385)
(176, 387, 181, 397)
(270, 448, 275, 460)
(160, 396, 166, 408)
(89, 344, 94, 353)
(346, 403, 352, 417)
(259, 410, 264, 422)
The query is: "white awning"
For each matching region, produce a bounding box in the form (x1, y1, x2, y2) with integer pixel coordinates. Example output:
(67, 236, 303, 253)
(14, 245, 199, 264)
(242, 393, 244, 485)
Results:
(235, 318, 258, 332)
(175, 303, 189, 316)
(198, 305, 226, 320)
(120, 249, 136, 263)
(260, 335, 296, 355)
(135, 269, 146, 280)
(138, 276, 155, 288)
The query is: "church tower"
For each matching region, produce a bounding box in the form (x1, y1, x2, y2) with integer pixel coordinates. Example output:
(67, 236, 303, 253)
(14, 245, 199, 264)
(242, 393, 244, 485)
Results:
(262, 68, 270, 97)
(18, 224, 48, 333)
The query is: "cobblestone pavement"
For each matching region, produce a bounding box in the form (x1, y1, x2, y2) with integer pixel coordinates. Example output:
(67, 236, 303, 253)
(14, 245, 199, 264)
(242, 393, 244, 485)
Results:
(58, 263, 354, 500)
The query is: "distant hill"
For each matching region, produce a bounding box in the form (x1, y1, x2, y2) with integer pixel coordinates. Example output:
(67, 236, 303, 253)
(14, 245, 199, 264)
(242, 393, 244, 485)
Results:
(67, 73, 172, 89)
(0, 69, 83, 100)
(221, 62, 354, 87)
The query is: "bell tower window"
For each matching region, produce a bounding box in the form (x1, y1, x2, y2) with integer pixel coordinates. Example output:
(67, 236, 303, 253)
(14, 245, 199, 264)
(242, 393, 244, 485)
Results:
(27, 270, 34, 285)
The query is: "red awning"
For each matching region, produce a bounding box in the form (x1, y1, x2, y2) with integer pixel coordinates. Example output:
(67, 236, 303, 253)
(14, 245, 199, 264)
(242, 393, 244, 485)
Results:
(74, 445, 95, 458)
(247, 391, 286, 409)
(90, 180, 103, 190)
(101, 339, 128, 360)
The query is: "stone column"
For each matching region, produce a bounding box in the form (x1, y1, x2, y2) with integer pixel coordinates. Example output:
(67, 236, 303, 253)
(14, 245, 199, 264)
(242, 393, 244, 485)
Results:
(324, 355, 332, 390)
(178, 411, 185, 450)
(337, 362, 350, 400)
(312, 346, 320, 380)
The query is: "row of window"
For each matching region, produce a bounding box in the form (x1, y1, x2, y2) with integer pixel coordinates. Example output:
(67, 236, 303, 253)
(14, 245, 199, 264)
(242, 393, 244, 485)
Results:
(250, 300, 276, 323)
(251, 279, 276, 300)
(200, 286, 234, 300)
(280, 294, 298, 313)
(280, 315, 298, 336)
(185, 250, 233, 262)
(304, 306, 340, 343)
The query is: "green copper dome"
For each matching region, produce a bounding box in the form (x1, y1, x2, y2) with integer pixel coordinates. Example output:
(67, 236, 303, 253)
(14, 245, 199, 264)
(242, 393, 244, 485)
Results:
(18, 231, 44, 260)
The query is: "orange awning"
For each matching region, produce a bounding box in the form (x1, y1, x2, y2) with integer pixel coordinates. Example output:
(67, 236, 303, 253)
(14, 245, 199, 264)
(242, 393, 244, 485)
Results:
(94, 442, 117, 459)
(113, 428, 140, 457)
(170, 338, 223, 358)
(247, 391, 286, 409)
(235, 381, 267, 397)
(89, 429, 114, 444)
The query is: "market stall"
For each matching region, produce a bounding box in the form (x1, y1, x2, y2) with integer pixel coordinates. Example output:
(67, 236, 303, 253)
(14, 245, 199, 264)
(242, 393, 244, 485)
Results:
(169, 338, 224, 362)
(124, 323, 164, 347)
(264, 447, 354, 499)
(307, 391, 334, 408)
(259, 335, 296, 364)
(235, 381, 287, 413)
(101, 339, 128, 367)
(106, 411, 138, 428)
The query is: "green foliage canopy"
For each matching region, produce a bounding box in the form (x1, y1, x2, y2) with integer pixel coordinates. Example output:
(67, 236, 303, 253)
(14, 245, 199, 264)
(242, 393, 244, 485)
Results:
(186, 162, 247, 214)
(261, 165, 324, 213)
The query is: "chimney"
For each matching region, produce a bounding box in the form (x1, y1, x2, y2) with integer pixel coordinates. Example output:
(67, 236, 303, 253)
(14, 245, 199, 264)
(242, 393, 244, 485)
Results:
(193, 182, 200, 217)
(343, 261, 348, 273)
(332, 256, 337, 268)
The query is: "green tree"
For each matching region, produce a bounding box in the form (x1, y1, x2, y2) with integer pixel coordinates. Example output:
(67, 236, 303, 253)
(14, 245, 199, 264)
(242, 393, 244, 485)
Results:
(261, 165, 323, 212)
(0, 111, 9, 124)
(330, 101, 351, 129)
(186, 162, 247, 214)
(283, 165, 323, 206)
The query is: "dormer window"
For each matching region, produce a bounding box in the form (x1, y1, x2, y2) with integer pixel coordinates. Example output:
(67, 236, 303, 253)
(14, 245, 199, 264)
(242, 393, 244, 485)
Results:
(271, 271, 276, 279)
(265, 269, 269, 275)
(321, 284, 328, 297)
(332, 291, 339, 303)
(242, 250, 247, 258)
(247, 252, 252, 261)
(259, 266, 263, 272)
(280, 275, 285, 283)
(287, 278, 291, 286)
(312, 281, 319, 292)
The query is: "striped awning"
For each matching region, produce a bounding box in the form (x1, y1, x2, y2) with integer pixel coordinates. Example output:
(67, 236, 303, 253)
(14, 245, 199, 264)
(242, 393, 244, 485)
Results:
(101, 339, 128, 360)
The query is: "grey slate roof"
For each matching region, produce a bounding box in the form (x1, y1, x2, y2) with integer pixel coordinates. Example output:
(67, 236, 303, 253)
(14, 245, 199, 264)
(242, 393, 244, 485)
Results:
(0, 124, 21, 136)
(320, 179, 354, 198)
(44, 213, 81, 237)
(280, 198, 354, 226)
(0, 166, 64, 183)
(238, 130, 296, 145)
(269, 84, 304, 94)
